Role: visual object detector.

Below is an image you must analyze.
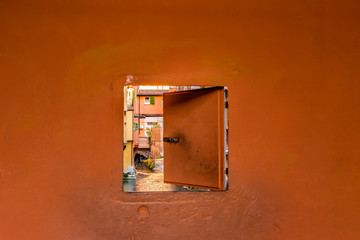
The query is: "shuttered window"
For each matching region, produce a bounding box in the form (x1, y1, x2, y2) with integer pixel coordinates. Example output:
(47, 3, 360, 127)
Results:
(150, 96, 155, 104)
(163, 87, 226, 190)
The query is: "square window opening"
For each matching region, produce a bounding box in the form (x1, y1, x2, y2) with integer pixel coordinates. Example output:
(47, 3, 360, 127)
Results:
(144, 97, 150, 104)
(122, 85, 229, 192)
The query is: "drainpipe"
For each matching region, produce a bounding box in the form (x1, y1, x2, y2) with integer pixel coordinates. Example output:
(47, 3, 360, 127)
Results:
(138, 91, 141, 138)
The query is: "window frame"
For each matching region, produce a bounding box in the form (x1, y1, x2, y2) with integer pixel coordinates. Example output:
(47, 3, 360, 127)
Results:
(144, 97, 150, 104)
(119, 83, 229, 193)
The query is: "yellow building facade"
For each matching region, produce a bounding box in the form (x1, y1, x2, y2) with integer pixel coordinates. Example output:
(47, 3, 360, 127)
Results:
(123, 86, 135, 171)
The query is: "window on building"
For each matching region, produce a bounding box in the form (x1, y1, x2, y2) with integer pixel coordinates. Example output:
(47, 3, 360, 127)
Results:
(150, 96, 155, 104)
(144, 97, 150, 104)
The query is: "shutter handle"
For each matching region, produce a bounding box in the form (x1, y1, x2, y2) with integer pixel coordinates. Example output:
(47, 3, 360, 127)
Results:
(163, 137, 179, 143)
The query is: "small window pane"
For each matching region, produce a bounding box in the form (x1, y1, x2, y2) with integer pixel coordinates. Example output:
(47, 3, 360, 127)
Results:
(144, 97, 150, 104)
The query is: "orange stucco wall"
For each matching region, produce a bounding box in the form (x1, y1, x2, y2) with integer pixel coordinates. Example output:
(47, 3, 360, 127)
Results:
(1, 1, 360, 240)
(137, 96, 163, 115)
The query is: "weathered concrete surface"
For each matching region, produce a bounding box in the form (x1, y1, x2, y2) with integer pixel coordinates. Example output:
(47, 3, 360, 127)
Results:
(0, 1, 360, 239)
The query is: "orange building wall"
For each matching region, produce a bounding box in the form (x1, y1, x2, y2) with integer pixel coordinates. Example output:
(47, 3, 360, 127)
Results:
(137, 96, 163, 115)
(1, 1, 360, 240)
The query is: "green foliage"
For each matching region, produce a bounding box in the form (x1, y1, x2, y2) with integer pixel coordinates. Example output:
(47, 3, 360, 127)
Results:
(185, 186, 208, 192)
(145, 127, 152, 145)
(152, 122, 160, 128)
(145, 127, 152, 137)
(123, 172, 129, 178)
(144, 158, 156, 171)
(145, 122, 161, 145)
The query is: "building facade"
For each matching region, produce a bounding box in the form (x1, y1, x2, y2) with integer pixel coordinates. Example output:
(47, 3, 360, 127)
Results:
(134, 86, 170, 157)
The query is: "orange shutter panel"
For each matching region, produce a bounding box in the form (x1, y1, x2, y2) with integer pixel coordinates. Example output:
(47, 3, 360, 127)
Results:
(163, 87, 225, 190)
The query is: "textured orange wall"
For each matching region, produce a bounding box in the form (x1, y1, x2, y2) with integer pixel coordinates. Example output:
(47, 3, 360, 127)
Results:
(0, 1, 360, 240)
(138, 96, 163, 115)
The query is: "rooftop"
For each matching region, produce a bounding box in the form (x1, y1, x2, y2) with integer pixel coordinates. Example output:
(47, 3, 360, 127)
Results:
(137, 90, 170, 96)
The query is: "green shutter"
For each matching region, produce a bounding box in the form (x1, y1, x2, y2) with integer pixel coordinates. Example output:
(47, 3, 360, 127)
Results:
(150, 96, 155, 104)
(134, 123, 139, 130)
